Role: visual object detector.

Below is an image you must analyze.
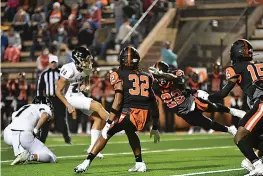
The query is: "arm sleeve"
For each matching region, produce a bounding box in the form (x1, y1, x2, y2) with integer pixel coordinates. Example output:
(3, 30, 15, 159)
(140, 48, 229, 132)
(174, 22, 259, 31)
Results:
(37, 71, 46, 96)
(208, 81, 236, 102)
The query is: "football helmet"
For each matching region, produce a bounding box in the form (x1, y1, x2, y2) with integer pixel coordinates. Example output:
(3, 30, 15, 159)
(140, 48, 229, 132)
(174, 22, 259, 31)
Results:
(119, 46, 140, 69)
(32, 96, 54, 111)
(151, 61, 170, 88)
(72, 46, 93, 73)
(230, 39, 253, 65)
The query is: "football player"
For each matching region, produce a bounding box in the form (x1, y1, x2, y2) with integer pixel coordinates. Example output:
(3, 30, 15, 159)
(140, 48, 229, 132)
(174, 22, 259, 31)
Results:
(206, 39, 263, 175)
(56, 46, 109, 159)
(3, 96, 56, 165)
(149, 61, 245, 135)
(74, 46, 160, 173)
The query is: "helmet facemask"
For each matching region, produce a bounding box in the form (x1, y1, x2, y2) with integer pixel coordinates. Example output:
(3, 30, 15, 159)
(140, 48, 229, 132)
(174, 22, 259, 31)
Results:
(74, 54, 93, 74)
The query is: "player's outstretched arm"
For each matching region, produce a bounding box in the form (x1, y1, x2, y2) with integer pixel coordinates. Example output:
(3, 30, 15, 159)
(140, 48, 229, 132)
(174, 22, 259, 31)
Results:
(208, 78, 237, 102)
(55, 77, 75, 114)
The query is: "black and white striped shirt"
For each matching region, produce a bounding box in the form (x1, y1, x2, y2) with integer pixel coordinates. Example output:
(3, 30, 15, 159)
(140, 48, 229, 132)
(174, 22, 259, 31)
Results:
(37, 68, 60, 97)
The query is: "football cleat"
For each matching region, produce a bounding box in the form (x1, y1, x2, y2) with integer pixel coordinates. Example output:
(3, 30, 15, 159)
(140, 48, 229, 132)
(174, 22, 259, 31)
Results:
(229, 108, 246, 119)
(244, 160, 263, 176)
(74, 159, 91, 173)
(227, 125, 237, 136)
(11, 151, 29, 165)
(242, 158, 255, 172)
(128, 162, 147, 172)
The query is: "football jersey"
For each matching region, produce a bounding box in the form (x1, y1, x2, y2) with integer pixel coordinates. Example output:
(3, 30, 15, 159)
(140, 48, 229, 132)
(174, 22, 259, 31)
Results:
(60, 62, 87, 94)
(225, 61, 263, 102)
(153, 70, 194, 116)
(110, 69, 154, 109)
(10, 104, 52, 131)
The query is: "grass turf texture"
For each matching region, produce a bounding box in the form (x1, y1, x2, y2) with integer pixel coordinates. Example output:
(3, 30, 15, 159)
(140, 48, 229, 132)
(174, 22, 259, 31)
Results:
(1, 134, 248, 176)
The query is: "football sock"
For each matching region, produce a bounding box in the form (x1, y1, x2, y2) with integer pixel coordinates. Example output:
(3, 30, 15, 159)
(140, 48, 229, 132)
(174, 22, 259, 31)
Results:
(211, 121, 228, 132)
(86, 153, 96, 162)
(237, 137, 259, 163)
(135, 154, 142, 162)
(90, 129, 101, 147)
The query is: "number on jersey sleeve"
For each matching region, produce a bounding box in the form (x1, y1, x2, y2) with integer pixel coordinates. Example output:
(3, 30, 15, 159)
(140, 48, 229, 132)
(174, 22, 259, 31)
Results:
(60, 65, 74, 80)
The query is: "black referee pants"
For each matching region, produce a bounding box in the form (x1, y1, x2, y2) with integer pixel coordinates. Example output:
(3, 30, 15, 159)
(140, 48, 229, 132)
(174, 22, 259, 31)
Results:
(40, 96, 70, 143)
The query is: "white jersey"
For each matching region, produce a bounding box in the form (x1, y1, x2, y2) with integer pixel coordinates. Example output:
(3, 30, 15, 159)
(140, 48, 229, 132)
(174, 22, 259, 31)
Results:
(10, 104, 52, 131)
(60, 62, 88, 95)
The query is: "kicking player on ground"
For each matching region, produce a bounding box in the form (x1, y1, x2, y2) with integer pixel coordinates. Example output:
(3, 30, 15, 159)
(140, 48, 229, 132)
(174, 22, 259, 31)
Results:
(206, 39, 263, 175)
(56, 46, 109, 159)
(3, 96, 56, 165)
(149, 61, 245, 135)
(74, 46, 160, 173)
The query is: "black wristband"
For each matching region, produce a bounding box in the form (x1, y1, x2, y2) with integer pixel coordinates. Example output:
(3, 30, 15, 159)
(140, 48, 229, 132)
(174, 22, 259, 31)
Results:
(110, 108, 121, 116)
(106, 118, 113, 124)
(115, 89, 123, 94)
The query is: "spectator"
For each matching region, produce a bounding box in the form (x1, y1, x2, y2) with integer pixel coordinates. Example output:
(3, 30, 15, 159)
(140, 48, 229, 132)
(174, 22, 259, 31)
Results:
(30, 26, 51, 59)
(161, 41, 178, 69)
(12, 72, 30, 110)
(113, 0, 128, 32)
(90, 70, 103, 103)
(52, 25, 68, 50)
(4, 0, 20, 22)
(1, 30, 8, 61)
(116, 17, 139, 48)
(36, 48, 52, 72)
(4, 27, 21, 63)
(84, 0, 102, 30)
(31, 7, 45, 31)
(78, 22, 95, 48)
(63, 3, 81, 37)
(102, 71, 114, 112)
(57, 44, 72, 67)
(12, 7, 31, 39)
(48, 2, 62, 36)
(57, 0, 71, 20)
(93, 26, 111, 60)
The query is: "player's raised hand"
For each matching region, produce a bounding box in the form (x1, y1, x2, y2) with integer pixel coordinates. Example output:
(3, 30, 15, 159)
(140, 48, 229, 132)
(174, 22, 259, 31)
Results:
(150, 129, 160, 143)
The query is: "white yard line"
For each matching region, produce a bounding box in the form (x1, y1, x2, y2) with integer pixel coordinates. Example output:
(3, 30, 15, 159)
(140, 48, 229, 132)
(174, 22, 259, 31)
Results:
(1, 136, 231, 150)
(171, 168, 244, 176)
(1, 145, 235, 163)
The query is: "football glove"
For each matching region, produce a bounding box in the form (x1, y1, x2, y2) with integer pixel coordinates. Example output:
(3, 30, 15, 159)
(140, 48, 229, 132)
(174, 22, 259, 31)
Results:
(150, 129, 160, 143)
(196, 90, 209, 100)
(149, 67, 163, 76)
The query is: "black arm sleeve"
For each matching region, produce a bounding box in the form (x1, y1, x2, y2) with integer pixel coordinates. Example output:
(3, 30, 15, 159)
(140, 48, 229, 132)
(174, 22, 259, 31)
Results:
(37, 72, 46, 96)
(208, 81, 236, 102)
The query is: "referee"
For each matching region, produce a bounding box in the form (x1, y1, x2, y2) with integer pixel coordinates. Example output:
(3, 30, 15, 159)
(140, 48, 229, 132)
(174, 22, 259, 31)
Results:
(37, 56, 71, 144)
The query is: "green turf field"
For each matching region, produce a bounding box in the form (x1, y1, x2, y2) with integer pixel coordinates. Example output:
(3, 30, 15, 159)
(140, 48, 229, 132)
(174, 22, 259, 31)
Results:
(1, 133, 248, 176)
